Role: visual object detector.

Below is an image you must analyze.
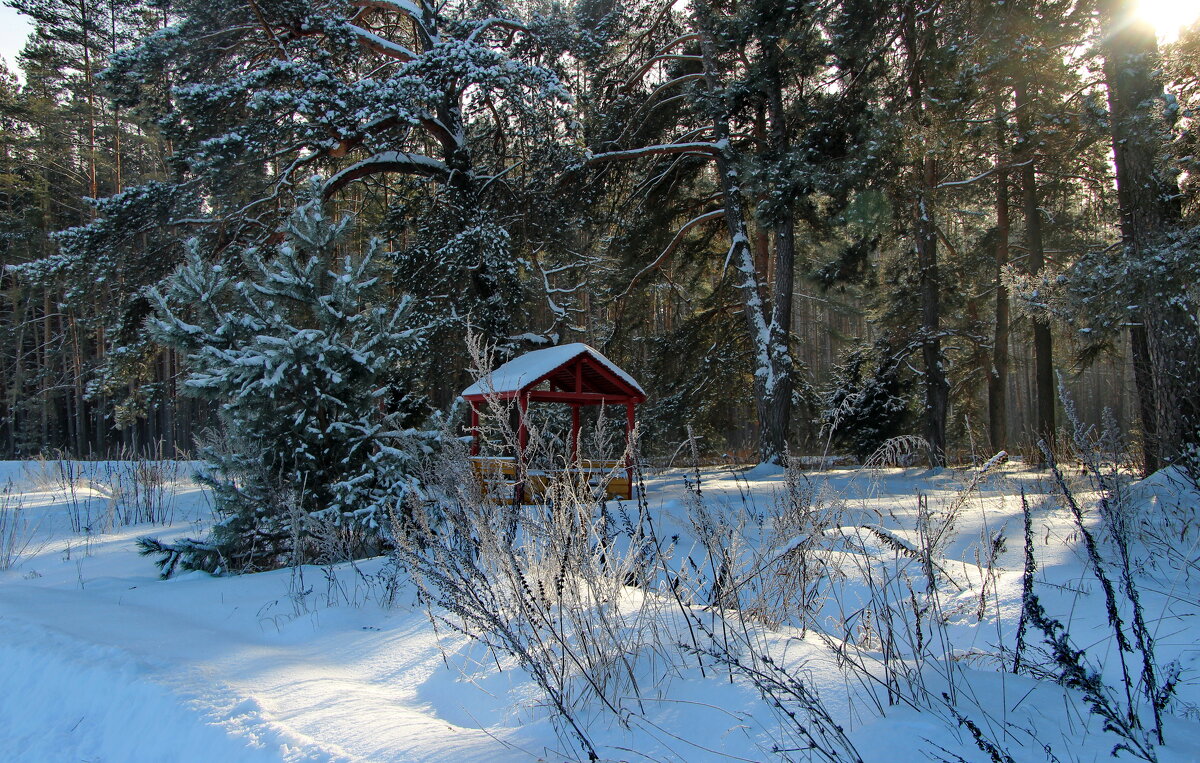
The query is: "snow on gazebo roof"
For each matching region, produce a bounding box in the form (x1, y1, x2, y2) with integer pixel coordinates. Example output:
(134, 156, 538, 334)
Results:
(461, 342, 645, 399)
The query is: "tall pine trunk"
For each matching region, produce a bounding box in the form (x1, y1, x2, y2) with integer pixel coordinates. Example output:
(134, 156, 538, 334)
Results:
(904, 2, 947, 467)
(80, 0, 98, 203)
(989, 103, 1010, 453)
(1014, 84, 1054, 460)
(761, 50, 796, 463)
(693, 0, 791, 464)
(916, 155, 948, 465)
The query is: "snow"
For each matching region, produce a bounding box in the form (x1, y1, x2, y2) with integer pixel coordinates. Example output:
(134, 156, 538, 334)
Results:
(346, 25, 417, 61)
(2, 459, 1200, 761)
(460, 342, 644, 397)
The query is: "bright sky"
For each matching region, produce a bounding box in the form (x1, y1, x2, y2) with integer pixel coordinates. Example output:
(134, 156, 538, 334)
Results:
(1139, 0, 1200, 42)
(0, 4, 32, 75)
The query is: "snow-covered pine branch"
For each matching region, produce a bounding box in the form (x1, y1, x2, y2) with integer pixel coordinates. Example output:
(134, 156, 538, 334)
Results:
(345, 24, 418, 61)
(325, 151, 452, 196)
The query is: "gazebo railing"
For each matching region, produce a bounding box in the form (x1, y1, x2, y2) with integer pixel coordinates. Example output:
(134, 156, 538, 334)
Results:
(469, 455, 633, 503)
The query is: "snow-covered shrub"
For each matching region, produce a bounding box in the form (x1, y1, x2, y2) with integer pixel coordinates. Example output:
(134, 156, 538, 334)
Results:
(821, 343, 914, 461)
(142, 187, 435, 574)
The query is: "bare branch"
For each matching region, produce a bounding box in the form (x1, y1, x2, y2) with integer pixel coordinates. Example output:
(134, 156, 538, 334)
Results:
(618, 209, 725, 298)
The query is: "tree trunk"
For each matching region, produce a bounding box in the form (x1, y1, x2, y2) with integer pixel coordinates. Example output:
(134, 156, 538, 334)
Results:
(110, 0, 122, 194)
(81, 0, 98, 203)
(69, 313, 87, 457)
(1014, 84, 1054, 461)
(989, 103, 1010, 453)
(762, 51, 796, 463)
(1129, 324, 1159, 472)
(692, 0, 790, 463)
(916, 155, 948, 466)
(903, 2, 947, 467)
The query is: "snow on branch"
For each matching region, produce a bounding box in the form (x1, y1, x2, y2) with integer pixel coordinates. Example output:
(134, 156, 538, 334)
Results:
(585, 142, 722, 166)
(935, 159, 1032, 189)
(644, 73, 705, 103)
(467, 17, 529, 43)
(626, 49, 704, 89)
(349, 0, 424, 20)
(325, 151, 450, 196)
(347, 24, 417, 61)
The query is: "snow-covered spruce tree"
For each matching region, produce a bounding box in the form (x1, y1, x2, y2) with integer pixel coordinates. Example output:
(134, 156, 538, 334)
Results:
(141, 188, 432, 575)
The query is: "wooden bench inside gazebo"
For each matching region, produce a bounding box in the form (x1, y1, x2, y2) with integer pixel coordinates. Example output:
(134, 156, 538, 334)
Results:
(460, 343, 647, 503)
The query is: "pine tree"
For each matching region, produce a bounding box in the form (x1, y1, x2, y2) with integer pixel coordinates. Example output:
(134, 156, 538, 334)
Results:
(584, 0, 889, 463)
(1096, 0, 1200, 468)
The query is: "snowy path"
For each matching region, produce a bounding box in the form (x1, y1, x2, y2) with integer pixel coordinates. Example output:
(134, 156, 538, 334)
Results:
(0, 571, 536, 762)
(0, 466, 537, 762)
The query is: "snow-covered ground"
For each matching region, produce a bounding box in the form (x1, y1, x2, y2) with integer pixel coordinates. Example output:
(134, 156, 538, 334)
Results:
(1, 458, 1198, 762)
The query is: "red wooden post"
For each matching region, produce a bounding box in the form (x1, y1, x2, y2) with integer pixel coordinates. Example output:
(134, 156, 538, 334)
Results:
(518, 394, 529, 456)
(469, 403, 480, 456)
(516, 394, 529, 504)
(625, 400, 635, 499)
(570, 404, 581, 463)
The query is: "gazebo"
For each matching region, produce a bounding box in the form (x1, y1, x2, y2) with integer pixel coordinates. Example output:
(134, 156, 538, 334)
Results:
(460, 343, 647, 501)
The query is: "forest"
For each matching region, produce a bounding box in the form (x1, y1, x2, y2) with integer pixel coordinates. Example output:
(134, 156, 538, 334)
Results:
(2, 2, 1200, 760)
(0, 0, 1197, 473)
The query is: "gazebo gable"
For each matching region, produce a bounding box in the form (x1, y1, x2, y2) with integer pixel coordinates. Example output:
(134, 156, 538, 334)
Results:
(536, 353, 643, 400)
(461, 343, 645, 403)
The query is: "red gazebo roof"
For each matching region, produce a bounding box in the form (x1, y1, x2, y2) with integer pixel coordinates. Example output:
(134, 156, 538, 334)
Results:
(460, 343, 646, 404)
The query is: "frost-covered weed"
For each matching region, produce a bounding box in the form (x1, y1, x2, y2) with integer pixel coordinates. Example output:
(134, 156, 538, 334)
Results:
(24, 451, 181, 533)
(1026, 388, 1181, 756)
(392, 342, 659, 760)
(26, 454, 92, 534)
(396, 358, 865, 760)
(93, 449, 182, 527)
(394, 395, 1196, 762)
(0, 480, 39, 570)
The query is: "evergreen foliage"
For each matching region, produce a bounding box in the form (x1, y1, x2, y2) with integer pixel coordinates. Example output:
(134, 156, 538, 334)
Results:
(0, 0, 1196, 479)
(821, 342, 914, 461)
(143, 185, 433, 573)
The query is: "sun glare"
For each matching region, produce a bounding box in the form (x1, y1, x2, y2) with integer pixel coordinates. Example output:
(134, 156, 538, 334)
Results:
(1137, 0, 1200, 43)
